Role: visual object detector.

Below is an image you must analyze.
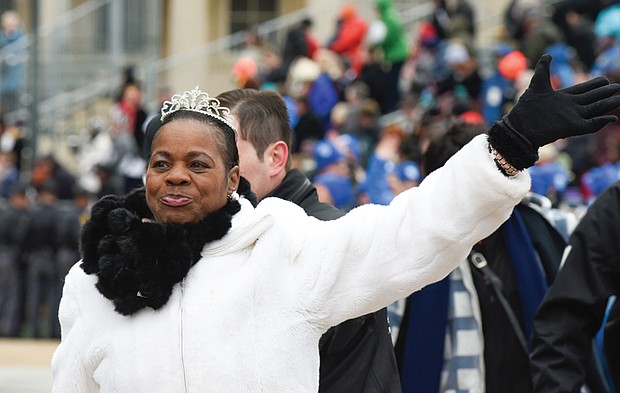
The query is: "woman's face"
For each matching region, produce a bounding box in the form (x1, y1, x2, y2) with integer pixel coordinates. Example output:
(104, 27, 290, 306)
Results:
(146, 119, 239, 224)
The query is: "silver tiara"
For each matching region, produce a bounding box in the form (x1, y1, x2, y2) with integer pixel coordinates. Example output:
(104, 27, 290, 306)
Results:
(160, 86, 236, 132)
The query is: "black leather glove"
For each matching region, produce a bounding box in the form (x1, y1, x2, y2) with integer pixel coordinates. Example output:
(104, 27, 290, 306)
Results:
(488, 54, 620, 170)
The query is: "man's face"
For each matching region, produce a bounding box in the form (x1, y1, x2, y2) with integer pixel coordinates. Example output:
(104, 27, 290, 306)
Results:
(234, 119, 273, 201)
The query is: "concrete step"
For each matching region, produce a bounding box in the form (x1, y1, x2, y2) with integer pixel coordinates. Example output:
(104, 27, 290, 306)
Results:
(0, 339, 58, 393)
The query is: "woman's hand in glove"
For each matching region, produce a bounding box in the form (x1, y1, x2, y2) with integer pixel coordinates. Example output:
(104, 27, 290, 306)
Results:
(488, 54, 620, 170)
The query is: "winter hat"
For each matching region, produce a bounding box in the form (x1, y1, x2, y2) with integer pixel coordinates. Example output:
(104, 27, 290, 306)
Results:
(459, 110, 486, 125)
(367, 19, 387, 47)
(232, 56, 258, 86)
(340, 4, 357, 20)
(336, 133, 362, 165)
(396, 160, 422, 183)
(498, 50, 527, 80)
(594, 4, 620, 41)
(418, 21, 439, 49)
(313, 139, 345, 172)
(445, 42, 470, 65)
(288, 57, 321, 83)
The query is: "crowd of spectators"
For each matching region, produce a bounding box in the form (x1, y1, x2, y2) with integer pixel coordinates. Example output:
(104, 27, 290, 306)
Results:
(226, 0, 620, 217)
(0, 1, 619, 390)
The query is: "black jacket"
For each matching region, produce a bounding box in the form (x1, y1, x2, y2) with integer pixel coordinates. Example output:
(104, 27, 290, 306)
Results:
(267, 169, 401, 393)
(531, 181, 620, 392)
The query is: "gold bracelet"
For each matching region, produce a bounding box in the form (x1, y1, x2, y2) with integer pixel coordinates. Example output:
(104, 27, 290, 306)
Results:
(489, 145, 519, 177)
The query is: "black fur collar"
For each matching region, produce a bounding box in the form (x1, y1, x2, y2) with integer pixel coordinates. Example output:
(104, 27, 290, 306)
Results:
(80, 178, 256, 316)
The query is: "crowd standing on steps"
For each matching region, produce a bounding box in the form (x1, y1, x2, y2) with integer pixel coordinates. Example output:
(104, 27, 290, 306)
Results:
(0, 1, 620, 392)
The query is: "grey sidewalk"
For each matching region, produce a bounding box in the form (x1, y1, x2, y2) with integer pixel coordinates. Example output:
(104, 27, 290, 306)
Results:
(0, 339, 57, 393)
(0, 368, 52, 393)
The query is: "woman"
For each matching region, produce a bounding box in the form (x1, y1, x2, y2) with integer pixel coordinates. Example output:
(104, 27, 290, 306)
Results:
(52, 55, 620, 392)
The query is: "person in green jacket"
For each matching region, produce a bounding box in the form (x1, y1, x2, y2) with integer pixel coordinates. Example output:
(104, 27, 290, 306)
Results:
(375, 0, 410, 113)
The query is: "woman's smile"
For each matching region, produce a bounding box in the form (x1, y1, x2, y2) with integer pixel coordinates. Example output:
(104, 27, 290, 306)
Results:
(160, 193, 192, 207)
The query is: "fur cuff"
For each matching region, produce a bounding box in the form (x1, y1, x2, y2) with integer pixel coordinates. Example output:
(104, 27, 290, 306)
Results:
(487, 118, 539, 170)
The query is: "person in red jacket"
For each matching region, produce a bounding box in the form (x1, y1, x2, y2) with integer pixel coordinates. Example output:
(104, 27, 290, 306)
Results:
(328, 4, 368, 77)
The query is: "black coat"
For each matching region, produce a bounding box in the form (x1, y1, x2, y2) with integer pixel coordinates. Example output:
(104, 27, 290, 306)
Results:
(267, 169, 402, 393)
(531, 181, 620, 392)
(471, 201, 568, 393)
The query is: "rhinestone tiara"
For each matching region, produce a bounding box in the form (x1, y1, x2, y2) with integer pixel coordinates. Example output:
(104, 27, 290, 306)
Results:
(160, 86, 236, 132)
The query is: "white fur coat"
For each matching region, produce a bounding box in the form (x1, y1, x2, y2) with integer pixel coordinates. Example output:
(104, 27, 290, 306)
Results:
(51, 135, 530, 392)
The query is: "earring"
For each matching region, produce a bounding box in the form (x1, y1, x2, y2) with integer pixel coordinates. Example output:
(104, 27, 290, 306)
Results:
(228, 190, 239, 201)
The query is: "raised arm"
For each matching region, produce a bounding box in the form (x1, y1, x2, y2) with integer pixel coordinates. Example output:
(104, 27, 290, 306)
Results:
(289, 54, 620, 329)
